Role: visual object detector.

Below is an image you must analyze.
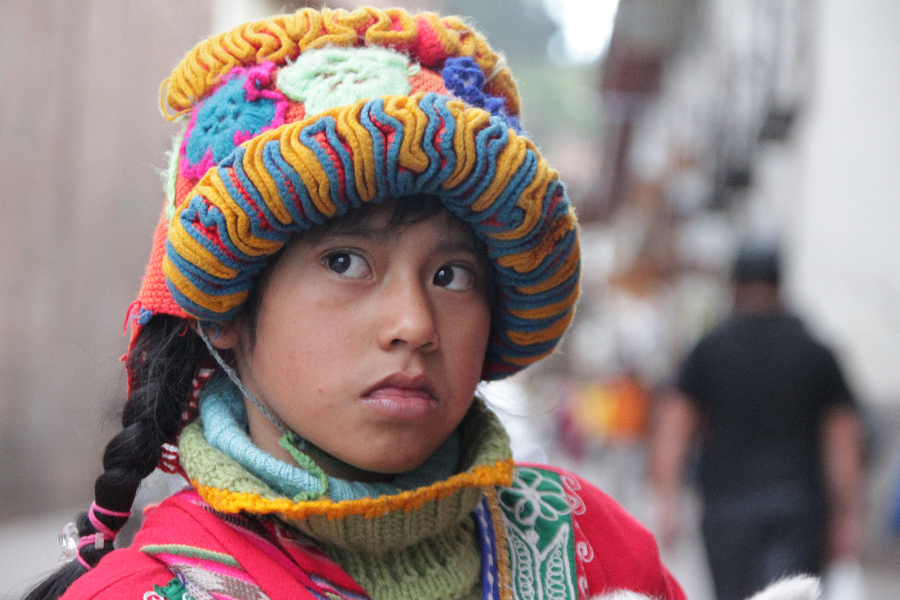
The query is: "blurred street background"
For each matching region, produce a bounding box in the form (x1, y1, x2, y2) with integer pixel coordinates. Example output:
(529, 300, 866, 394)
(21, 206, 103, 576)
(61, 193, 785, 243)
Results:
(2, 0, 899, 598)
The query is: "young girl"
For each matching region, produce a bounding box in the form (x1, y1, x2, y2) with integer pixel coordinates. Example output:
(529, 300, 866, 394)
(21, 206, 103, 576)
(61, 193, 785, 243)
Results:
(24, 7, 691, 600)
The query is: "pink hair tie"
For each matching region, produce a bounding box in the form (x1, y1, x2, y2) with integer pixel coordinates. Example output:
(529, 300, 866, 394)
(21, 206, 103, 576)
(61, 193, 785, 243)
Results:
(90, 502, 133, 519)
(74, 503, 133, 570)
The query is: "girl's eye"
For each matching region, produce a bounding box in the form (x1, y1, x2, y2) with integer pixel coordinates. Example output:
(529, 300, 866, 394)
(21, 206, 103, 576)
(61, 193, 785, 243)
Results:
(433, 265, 475, 291)
(326, 251, 371, 278)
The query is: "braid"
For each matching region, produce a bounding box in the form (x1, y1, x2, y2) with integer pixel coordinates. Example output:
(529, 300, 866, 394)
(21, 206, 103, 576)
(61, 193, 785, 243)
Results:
(24, 316, 207, 600)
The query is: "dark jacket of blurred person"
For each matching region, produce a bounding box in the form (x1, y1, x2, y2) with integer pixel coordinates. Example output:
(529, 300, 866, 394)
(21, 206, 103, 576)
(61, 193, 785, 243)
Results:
(650, 243, 863, 600)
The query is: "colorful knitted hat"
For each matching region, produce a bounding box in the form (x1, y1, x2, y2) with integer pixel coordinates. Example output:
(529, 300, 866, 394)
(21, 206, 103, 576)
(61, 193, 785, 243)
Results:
(128, 7, 581, 380)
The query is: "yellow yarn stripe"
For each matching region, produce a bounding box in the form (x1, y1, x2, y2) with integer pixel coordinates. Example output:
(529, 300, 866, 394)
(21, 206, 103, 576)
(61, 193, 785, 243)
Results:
(383, 95, 431, 174)
(443, 108, 491, 190)
(485, 144, 556, 242)
(162, 257, 249, 314)
(161, 8, 518, 120)
(166, 197, 238, 281)
(193, 458, 515, 520)
(336, 102, 378, 202)
(518, 245, 581, 295)
(510, 285, 580, 320)
(367, 8, 417, 46)
(496, 209, 577, 273)
(506, 310, 574, 346)
(242, 129, 293, 226)
(278, 120, 338, 217)
(204, 169, 285, 258)
(471, 134, 529, 212)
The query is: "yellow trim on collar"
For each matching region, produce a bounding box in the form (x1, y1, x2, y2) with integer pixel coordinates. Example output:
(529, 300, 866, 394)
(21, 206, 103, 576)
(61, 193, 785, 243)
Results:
(193, 458, 515, 520)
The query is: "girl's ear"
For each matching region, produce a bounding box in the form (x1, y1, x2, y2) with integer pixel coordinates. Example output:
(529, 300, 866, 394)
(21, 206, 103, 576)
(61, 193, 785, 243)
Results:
(191, 320, 242, 350)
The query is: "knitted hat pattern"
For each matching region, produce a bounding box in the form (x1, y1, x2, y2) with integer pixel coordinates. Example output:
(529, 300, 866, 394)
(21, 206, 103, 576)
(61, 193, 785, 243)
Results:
(129, 6, 581, 380)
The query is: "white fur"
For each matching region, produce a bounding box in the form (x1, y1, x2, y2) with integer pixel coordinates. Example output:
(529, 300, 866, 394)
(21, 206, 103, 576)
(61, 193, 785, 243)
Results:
(589, 592, 657, 600)
(586, 575, 821, 600)
(746, 575, 822, 600)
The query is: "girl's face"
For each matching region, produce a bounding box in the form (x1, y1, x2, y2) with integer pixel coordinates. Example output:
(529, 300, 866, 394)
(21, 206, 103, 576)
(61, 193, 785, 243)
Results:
(213, 201, 492, 481)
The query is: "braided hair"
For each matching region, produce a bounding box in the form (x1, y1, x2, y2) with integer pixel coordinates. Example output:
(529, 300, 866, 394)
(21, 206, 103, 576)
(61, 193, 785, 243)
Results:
(24, 316, 207, 600)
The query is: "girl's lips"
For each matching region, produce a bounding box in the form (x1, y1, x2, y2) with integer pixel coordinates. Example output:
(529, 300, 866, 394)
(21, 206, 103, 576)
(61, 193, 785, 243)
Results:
(360, 384, 438, 420)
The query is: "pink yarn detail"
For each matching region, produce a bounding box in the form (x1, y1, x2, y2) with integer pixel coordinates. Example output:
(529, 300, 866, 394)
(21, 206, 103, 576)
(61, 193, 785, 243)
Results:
(242, 62, 280, 102)
(180, 148, 216, 181)
(75, 502, 133, 570)
(243, 61, 289, 130)
(91, 503, 133, 519)
(415, 17, 448, 67)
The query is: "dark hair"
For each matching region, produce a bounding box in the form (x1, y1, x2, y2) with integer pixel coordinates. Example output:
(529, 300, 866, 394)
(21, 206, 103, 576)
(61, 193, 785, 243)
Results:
(24, 316, 208, 600)
(733, 242, 781, 285)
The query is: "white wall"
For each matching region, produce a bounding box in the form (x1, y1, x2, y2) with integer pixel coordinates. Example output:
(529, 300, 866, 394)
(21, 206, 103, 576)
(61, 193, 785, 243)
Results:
(787, 0, 900, 405)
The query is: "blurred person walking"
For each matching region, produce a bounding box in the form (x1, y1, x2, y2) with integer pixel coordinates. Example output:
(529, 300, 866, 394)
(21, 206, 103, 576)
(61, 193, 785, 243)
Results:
(650, 243, 864, 600)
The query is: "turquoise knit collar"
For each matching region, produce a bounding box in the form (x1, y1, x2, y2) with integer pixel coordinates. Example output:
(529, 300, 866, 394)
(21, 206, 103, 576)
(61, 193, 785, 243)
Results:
(199, 373, 461, 502)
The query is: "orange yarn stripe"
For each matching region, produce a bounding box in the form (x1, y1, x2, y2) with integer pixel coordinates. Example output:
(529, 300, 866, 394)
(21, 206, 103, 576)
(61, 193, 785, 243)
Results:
(497, 208, 577, 273)
(193, 458, 515, 520)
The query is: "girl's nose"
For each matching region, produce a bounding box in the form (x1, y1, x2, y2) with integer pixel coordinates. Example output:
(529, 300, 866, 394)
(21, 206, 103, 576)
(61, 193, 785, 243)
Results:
(377, 275, 439, 353)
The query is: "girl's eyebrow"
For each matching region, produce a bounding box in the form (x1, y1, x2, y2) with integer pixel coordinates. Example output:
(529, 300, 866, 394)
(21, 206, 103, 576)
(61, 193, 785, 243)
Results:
(433, 238, 482, 256)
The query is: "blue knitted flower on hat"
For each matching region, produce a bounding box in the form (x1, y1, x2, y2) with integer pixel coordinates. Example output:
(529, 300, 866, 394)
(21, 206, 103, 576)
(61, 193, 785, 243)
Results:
(180, 63, 288, 180)
(442, 57, 521, 132)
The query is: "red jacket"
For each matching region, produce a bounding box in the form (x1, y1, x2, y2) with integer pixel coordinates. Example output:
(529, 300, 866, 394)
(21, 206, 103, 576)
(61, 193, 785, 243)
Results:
(63, 464, 684, 600)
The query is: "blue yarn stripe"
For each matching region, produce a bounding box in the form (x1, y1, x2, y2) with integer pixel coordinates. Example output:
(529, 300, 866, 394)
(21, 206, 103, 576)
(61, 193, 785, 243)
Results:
(483, 181, 566, 251)
(261, 138, 327, 228)
(463, 147, 541, 237)
(166, 278, 243, 322)
(414, 94, 456, 190)
(297, 116, 363, 215)
(441, 118, 509, 205)
(490, 232, 578, 290)
(222, 149, 295, 241)
(474, 497, 502, 600)
(165, 240, 260, 296)
(360, 99, 405, 198)
(178, 197, 258, 269)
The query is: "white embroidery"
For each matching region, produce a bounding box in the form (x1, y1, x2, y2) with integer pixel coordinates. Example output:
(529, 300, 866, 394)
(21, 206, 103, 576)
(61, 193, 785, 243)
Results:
(560, 473, 587, 515)
(563, 473, 596, 598)
(502, 468, 571, 526)
(500, 467, 578, 600)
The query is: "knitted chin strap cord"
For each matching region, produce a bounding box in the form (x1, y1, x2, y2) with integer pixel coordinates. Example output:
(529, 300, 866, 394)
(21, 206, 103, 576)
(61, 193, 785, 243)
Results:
(196, 325, 343, 498)
(195, 325, 284, 436)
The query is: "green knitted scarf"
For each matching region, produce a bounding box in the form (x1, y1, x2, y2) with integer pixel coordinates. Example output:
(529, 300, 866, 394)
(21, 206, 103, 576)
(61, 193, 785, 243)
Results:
(179, 398, 513, 600)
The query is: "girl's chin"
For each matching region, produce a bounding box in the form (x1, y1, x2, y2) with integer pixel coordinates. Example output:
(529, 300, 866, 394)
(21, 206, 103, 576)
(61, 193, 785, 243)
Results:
(312, 451, 424, 483)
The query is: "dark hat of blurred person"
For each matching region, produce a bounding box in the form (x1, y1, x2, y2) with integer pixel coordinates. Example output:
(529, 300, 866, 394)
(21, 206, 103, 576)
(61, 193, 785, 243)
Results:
(732, 241, 781, 285)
